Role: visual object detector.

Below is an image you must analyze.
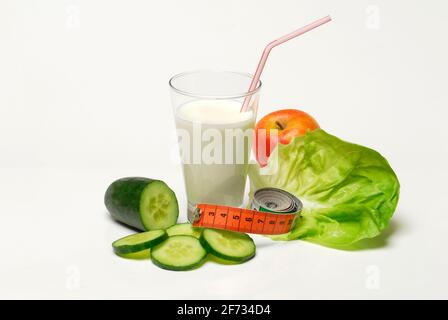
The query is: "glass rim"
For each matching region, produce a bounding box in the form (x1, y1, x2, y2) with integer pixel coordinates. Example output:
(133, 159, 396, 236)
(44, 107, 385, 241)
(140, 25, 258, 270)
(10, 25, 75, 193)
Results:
(169, 69, 262, 100)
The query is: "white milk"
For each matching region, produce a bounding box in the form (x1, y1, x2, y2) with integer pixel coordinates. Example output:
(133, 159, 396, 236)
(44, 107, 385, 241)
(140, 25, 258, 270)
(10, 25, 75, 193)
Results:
(175, 100, 255, 214)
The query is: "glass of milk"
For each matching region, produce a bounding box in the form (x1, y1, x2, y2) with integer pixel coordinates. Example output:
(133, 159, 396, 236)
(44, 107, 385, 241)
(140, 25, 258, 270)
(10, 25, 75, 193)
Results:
(169, 70, 261, 221)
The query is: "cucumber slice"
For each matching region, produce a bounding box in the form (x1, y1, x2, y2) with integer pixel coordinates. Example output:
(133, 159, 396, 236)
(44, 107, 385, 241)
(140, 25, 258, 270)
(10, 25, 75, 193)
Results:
(117, 249, 151, 260)
(200, 229, 256, 263)
(112, 230, 168, 255)
(166, 223, 202, 239)
(151, 235, 207, 271)
(105, 177, 179, 231)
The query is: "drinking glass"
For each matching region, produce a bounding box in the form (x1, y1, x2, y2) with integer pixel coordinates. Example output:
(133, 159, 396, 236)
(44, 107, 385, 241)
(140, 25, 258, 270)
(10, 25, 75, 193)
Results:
(169, 70, 261, 220)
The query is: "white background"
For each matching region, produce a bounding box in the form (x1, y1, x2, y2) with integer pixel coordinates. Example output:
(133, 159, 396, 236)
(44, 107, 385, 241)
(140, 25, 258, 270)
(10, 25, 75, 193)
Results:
(1, 0, 447, 299)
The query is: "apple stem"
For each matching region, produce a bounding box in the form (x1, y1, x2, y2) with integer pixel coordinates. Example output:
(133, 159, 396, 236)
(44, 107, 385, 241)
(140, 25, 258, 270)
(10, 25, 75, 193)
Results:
(275, 121, 285, 130)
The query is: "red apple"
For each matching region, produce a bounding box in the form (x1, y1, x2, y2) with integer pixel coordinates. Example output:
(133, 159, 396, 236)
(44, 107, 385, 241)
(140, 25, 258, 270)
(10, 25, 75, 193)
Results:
(254, 109, 320, 166)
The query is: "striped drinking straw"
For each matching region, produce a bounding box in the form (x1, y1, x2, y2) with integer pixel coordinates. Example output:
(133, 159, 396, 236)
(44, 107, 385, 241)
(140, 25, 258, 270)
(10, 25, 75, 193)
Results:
(240, 15, 332, 113)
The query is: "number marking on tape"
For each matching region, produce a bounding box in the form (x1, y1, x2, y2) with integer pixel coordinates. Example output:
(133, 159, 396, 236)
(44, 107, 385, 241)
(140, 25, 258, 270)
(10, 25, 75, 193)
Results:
(193, 204, 296, 235)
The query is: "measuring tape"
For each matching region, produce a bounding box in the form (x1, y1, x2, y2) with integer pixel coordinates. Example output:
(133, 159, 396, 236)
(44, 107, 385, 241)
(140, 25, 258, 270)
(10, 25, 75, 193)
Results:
(190, 188, 302, 235)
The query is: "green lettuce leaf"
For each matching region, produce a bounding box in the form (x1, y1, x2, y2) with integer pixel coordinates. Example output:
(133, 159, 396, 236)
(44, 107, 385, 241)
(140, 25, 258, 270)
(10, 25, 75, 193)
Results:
(248, 129, 400, 247)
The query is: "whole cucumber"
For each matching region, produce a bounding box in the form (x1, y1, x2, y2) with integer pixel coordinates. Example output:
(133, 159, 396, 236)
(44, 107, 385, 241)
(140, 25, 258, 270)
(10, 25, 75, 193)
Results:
(105, 177, 178, 231)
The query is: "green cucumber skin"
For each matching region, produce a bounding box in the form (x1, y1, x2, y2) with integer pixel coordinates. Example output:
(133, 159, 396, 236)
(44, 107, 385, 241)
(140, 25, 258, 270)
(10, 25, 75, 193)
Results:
(112, 232, 168, 255)
(151, 254, 207, 271)
(200, 233, 256, 263)
(105, 177, 154, 231)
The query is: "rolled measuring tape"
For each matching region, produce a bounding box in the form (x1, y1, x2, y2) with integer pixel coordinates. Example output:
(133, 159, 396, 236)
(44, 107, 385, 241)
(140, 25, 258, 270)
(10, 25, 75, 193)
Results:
(190, 188, 302, 235)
